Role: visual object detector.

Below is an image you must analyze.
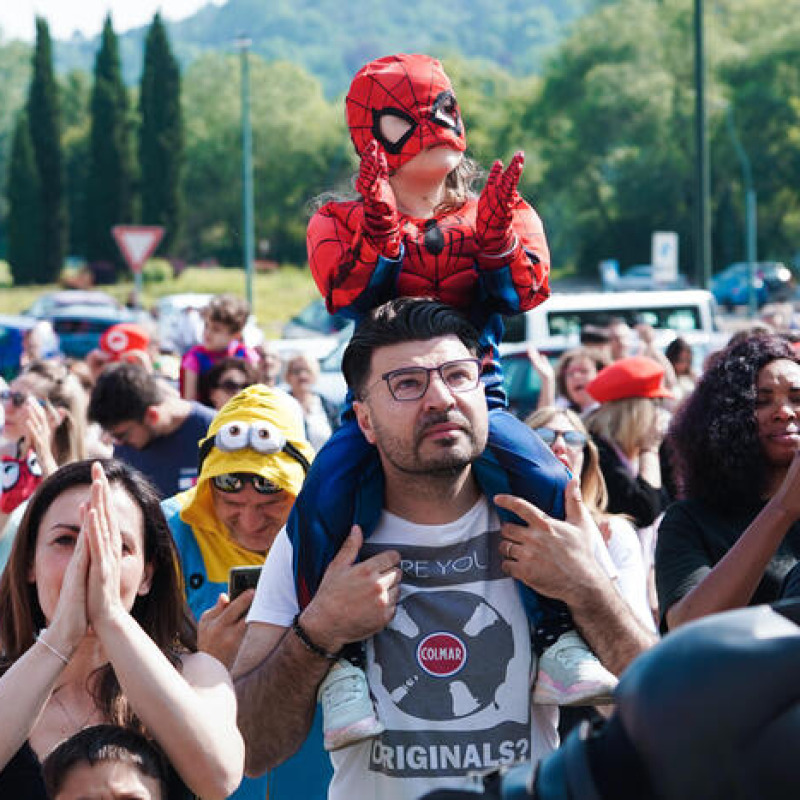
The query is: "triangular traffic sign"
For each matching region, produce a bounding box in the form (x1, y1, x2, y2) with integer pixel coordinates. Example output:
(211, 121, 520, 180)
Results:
(112, 225, 165, 274)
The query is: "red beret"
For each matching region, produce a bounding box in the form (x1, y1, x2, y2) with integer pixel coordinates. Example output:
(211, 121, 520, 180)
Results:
(587, 356, 673, 403)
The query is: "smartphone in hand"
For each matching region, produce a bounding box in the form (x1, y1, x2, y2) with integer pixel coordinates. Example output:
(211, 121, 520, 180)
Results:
(228, 565, 262, 601)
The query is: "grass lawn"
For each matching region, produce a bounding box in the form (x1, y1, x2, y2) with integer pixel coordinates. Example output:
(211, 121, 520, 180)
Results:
(0, 265, 320, 339)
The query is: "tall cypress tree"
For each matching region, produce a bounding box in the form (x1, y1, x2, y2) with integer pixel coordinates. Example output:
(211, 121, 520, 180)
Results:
(6, 112, 42, 286)
(27, 16, 66, 283)
(86, 15, 133, 273)
(139, 13, 183, 253)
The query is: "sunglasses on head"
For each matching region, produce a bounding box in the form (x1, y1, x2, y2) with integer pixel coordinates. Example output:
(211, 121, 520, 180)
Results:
(211, 472, 282, 495)
(533, 427, 588, 449)
(0, 389, 46, 409)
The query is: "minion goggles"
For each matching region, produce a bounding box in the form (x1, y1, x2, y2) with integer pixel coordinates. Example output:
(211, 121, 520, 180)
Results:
(198, 420, 311, 492)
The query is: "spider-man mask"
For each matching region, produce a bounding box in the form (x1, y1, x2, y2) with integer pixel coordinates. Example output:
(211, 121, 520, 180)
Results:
(345, 53, 467, 172)
(1, 449, 43, 513)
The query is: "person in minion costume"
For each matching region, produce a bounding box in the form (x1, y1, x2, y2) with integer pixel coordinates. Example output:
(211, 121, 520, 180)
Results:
(162, 384, 330, 800)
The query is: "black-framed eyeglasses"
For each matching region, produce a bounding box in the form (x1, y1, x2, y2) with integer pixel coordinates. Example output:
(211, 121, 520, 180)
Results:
(0, 389, 46, 409)
(211, 473, 283, 495)
(533, 427, 588, 450)
(371, 358, 482, 402)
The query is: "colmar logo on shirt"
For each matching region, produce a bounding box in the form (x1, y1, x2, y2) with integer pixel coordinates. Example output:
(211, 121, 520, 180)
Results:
(417, 632, 467, 678)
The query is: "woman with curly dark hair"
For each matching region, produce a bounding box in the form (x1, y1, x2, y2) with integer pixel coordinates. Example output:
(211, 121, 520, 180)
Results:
(656, 333, 800, 631)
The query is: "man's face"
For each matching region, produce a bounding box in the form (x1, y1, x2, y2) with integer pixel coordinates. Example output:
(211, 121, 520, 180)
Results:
(353, 335, 487, 478)
(210, 481, 294, 554)
(107, 416, 155, 450)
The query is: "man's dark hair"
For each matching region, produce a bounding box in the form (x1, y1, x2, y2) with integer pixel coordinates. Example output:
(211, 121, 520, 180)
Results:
(42, 724, 168, 799)
(88, 362, 165, 427)
(342, 298, 481, 398)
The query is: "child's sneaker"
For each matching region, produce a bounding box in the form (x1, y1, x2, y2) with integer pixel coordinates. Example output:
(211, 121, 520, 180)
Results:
(532, 630, 617, 706)
(318, 659, 384, 751)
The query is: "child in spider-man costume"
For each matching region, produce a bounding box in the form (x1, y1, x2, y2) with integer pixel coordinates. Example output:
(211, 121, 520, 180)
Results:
(289, 53, 617, 751)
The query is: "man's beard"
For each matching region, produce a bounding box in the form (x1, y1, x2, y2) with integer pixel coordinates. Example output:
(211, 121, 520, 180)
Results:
(375, 409, 485, 476)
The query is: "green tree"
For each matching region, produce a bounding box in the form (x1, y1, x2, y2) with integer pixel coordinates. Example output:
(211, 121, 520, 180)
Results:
(6, 112, 42, 285)
(528, 1, 702, 277)
(139, 13, 183, 253)
(717, 20, 800, 265)
(0, 39, 32, 258)
(86, 15, 134, 272)
(181, 54, 346, 264)
(27, 16, 66, 283)
(60, 70, 92, 259)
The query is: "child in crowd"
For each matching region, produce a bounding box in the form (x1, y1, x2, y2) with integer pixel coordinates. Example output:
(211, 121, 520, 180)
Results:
(42, 725, 168, 800)
(290, 53, 618, 752)
(179, 294, 259, 401)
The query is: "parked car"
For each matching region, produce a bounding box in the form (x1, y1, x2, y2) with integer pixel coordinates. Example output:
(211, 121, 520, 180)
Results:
(502, 289, 723, 355)
(605, 264, 690, 292)
(757, 261, 796, 299)
(22, 290, 149, 359)
(710, 261, 794, 309)
(24, 290, 122, 318)
(44, 305, 144, 359)
(282, 298, 352, 339)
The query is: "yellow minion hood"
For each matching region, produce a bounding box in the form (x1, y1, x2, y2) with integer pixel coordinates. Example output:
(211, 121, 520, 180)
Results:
(180, 385, 314, 534)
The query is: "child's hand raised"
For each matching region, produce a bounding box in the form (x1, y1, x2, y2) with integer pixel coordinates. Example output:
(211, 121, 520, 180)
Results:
(356, 140, 401, 258)
(475, 151, 525, 262)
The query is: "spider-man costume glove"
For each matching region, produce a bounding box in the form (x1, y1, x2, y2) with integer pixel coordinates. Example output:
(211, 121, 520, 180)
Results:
(475, 151, 525, 269)
(355, 140, 401, 259)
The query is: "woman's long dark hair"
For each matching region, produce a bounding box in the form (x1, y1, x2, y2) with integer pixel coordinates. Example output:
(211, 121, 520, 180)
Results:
(669, 334, 800, 511)
(0, 459, 197, 728)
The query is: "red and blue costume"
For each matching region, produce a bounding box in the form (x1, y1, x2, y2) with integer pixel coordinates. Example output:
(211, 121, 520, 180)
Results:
(290, 54, 571, 641)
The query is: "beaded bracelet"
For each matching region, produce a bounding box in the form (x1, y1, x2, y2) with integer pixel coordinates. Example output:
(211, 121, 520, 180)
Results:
(35, 631, 70, 665)
(291, 614, 340, 661)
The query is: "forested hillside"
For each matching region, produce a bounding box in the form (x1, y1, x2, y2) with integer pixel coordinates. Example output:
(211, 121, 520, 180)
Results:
(53, 0, 612, 95)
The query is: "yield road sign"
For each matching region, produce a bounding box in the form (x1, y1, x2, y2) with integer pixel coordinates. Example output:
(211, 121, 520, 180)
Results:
(112, 225, 165, 274)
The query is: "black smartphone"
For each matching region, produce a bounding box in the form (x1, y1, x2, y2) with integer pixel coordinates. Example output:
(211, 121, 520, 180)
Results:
(228, 565, 262, 600)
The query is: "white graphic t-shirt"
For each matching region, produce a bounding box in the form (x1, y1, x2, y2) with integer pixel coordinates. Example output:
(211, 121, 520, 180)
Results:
(249, 497, 558, 800)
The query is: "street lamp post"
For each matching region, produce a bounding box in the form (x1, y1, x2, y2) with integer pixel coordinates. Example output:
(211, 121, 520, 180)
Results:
(724, 105, 758, 316)
(694, 0, 712, 289)
(235, 35, 255, 309)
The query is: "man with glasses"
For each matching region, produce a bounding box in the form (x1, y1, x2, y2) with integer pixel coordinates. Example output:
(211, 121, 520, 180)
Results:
(162, 384, 332, 800)
(234, 299, 655, 800)
(88, 362, 215, 498)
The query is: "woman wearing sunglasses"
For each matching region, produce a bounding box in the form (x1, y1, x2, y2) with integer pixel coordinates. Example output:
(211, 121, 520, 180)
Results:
(526, 406, 655, 632)
(198, 357, 258, 410)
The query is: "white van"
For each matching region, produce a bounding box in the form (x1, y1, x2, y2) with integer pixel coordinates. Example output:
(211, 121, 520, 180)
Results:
(502, 289, 723, 352)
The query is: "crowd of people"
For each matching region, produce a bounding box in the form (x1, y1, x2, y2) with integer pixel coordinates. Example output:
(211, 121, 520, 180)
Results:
(1, 50, 799, 800)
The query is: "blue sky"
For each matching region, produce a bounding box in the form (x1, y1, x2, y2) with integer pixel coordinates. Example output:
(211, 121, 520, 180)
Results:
(0, 1, 224, 42)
